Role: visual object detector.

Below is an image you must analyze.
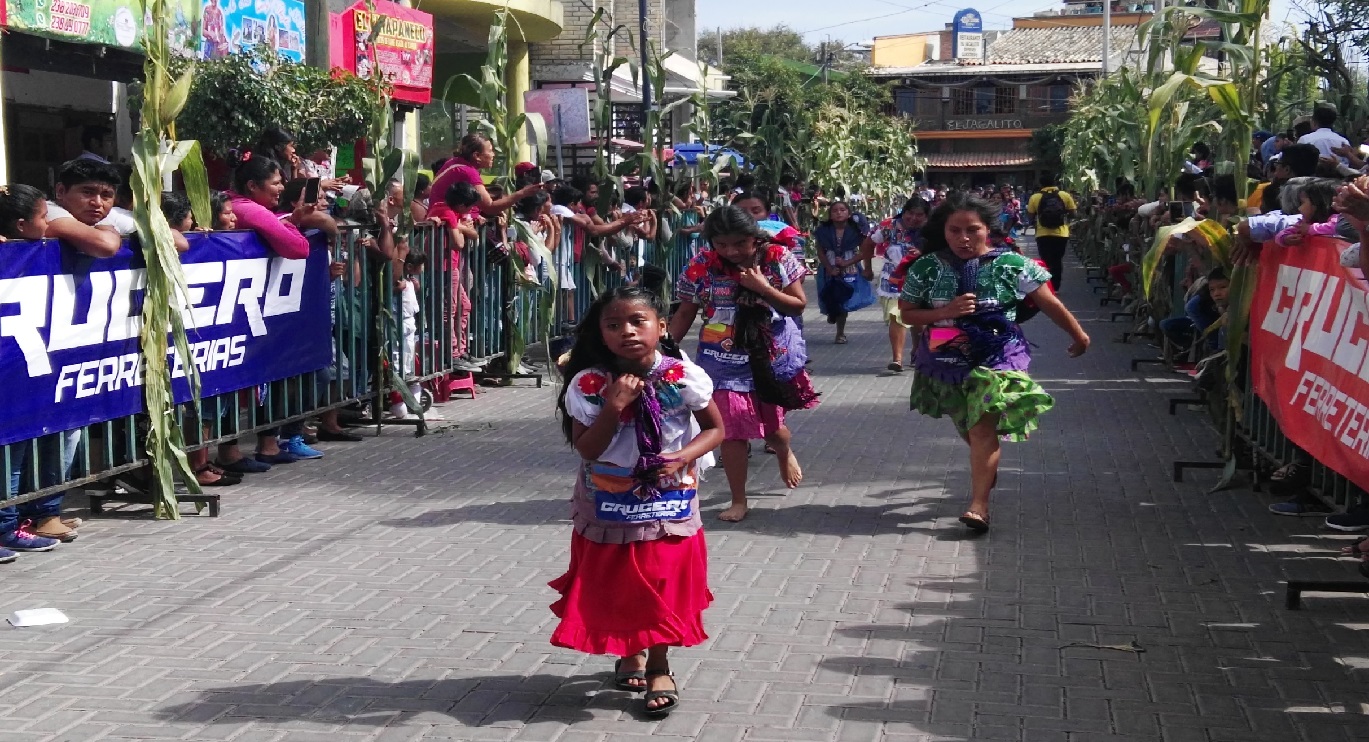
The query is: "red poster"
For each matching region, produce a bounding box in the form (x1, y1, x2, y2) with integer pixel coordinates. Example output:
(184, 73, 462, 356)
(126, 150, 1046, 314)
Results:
(340, 0, 433, 106)
(1250, 237, 1369, 490)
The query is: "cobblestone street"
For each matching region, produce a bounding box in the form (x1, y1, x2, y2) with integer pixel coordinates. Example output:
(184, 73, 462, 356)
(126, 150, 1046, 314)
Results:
(5, 254, 1369, 742)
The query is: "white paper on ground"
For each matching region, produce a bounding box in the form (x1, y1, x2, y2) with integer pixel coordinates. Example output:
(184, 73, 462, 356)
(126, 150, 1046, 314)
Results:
(8, 608, 69, 627)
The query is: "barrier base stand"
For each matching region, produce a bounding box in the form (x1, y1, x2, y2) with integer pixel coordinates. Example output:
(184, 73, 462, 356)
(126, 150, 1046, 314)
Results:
(1168, 393, 1206, 415)
(475, 372, 543, 389)
(1171, 460, 1225, 482)
(1285, 580, 1369, 610)
(1110, 310, 1135, 322)
(89, 475, 221, 518)
(1131, 357, 1167, 371)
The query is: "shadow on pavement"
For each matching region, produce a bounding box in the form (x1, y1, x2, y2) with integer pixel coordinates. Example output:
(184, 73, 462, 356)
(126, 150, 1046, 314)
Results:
(153, 674, 640, 727)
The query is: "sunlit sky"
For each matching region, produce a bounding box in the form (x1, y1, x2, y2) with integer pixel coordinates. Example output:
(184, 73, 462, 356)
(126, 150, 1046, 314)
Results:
(696, 0, 1302, 45)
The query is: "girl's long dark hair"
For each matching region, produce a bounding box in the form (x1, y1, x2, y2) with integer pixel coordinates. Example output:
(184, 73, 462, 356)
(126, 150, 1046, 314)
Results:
(920, 191, 1001, 255)
(702, 204, 768, 245)
(557, 286, 668, 444)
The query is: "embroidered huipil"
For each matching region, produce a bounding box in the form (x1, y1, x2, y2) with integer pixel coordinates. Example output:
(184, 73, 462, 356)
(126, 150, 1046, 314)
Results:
(563, 355, 715, 544)
(675, 246, 809, 393)
(900, 251, 1051, 383)
(869, 218, 925, 298)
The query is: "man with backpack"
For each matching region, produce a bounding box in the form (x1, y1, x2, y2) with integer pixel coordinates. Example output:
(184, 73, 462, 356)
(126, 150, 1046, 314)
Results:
(1027, 174, 1076, 290)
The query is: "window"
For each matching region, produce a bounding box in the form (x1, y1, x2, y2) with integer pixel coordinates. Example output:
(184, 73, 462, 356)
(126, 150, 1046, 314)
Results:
(974, 87, 994, 115)
(1048, 85, 1071, 113)
(952, 88, 974, 116)
(995, 87, 1016, 114)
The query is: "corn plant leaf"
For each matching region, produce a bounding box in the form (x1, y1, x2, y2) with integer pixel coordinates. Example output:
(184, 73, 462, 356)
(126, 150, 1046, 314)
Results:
(176, 141, 213, 231)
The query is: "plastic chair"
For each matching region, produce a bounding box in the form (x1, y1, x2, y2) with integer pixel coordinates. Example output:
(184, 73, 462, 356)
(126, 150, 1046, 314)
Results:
(446, 372, 477, 399)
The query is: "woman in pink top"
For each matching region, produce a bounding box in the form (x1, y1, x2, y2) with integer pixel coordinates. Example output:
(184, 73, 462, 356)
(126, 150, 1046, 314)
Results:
(427, 132, 542, 227)
(226, 151, 312, 259)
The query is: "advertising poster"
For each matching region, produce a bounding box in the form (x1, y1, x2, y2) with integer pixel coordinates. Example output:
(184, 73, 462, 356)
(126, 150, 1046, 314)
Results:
(0, 233, 331, 446)
(200, 0, 305, 61)
(1250, 237, 1369, 491)
(339, 0, 434, 105)
(3, 0, 201, 54)
(524, 88, 593, 146)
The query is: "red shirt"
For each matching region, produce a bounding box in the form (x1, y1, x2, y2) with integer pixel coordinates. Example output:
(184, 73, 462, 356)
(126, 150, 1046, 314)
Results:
(428, 156, 483, 227)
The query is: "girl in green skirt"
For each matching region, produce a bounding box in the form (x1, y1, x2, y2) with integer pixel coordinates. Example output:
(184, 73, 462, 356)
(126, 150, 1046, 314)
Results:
(898, 192, 1090, 532)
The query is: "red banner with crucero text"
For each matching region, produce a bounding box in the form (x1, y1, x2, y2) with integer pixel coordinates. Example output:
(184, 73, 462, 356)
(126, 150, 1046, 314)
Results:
(1250, 236, 1369, 491)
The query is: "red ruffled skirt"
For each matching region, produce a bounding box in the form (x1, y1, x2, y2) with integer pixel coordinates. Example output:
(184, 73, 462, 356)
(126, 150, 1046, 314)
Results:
(549, 530, 712, 656)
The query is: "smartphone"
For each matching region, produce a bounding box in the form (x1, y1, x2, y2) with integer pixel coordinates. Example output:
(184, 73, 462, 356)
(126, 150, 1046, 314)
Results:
(283, 178, 322, 206)
(1169, 201, 1184, 220)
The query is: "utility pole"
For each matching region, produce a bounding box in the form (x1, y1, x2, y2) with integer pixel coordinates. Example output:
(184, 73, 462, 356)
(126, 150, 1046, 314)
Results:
(1102, 0, 1112, 76)
(820, 41, 829, 85)
(717, 26, 723, 68)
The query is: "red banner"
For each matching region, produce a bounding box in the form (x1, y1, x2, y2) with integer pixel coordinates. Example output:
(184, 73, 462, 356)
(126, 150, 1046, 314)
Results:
(1250, 237, 1369, 490)
(337, 0, 433, 106)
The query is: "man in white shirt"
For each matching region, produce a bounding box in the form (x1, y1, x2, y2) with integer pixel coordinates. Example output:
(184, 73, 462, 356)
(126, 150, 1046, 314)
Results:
(1298, 103, 1351, 164)
(45, 158, 123, 257)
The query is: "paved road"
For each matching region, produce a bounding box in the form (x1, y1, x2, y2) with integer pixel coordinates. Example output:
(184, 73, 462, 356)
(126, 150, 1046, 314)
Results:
(4, 248, 1369, 741)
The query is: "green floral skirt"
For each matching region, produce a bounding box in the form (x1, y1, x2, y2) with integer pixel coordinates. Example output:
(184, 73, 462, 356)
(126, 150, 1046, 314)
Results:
(909, 367, 1054, 441)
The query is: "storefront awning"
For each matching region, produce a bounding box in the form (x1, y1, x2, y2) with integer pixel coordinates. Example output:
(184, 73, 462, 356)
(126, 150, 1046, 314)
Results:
(923, 152, 1034, 169)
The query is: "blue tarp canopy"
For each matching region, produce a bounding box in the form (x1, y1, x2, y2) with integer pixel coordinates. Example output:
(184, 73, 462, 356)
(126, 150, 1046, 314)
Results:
(670, 143, 747, 168)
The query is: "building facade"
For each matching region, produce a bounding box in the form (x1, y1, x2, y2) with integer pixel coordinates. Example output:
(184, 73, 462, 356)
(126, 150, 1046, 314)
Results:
(871, 3, 1149, 189)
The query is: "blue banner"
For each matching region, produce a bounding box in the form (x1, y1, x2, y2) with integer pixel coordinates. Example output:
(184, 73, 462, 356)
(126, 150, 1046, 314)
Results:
(0, 231, 332, 446)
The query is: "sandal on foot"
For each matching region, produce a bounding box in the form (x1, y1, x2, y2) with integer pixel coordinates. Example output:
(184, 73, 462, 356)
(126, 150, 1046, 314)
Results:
(958, 511, 990, 532)
(1341, 538, 1369, 557)
(642, 671, 678, 718)
(835, 335, 848, 344)
(612, 652, 647, 692)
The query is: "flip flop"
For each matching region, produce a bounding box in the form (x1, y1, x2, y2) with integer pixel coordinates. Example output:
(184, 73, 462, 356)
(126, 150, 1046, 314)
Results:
(835, 335, 848, 344)
(958, 511, 990, 532)
(612, 653, 647, 692)
(642, 671, 678, 718)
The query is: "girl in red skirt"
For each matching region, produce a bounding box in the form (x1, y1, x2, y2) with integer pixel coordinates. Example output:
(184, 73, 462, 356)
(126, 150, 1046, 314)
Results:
(552, 285, 724, 718)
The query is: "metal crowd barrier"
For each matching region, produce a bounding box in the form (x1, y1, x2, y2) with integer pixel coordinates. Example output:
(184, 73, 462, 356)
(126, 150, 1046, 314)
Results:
(2, 210, 719, 517)
(2, 224, 461, 515)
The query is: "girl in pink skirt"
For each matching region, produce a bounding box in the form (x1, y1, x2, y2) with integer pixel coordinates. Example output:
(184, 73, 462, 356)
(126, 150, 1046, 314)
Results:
(670, 205, 819, 522)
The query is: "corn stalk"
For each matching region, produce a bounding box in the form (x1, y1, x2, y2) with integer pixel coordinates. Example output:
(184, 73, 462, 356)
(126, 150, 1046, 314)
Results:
(133, 0, 215, 518)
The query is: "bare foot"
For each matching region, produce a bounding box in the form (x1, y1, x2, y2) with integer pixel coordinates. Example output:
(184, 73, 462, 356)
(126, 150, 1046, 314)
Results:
(777, 450, 803, 489)
(717, 504, 748, 522)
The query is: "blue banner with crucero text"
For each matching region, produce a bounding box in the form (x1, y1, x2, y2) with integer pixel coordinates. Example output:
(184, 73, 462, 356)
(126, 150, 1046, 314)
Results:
(0, 231, 331, 446)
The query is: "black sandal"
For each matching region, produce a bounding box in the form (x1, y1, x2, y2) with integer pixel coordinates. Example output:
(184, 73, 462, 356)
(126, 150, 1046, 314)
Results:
(612, 652, 647, 692)
(642, 671, 678, 718)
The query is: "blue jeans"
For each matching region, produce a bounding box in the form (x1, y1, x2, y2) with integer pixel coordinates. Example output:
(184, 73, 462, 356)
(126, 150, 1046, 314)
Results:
(3, 429, 82, 535)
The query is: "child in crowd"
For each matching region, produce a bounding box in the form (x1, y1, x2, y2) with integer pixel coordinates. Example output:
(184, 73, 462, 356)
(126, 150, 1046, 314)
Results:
(389, 252, 426, 419)
(1277, 178, 1340, 246)
(1159, 267, 1230, 355)
(670, 206, 818, 523)
(552, 286, 724, 718)
(0, 184, 60, 563)
(0, 183, 49, 241)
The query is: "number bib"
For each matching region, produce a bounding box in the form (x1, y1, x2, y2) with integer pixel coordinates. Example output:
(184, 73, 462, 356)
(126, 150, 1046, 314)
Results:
(586, 463, 697, 524)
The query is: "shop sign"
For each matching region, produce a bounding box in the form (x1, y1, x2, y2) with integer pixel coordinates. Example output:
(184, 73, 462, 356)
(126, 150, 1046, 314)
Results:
(200, 0, 305, 62)
(953, 8, 983, 61)
(946, 118, 1022, 130)
(334, 0, 434, 106)
(2, 0, 202, 54)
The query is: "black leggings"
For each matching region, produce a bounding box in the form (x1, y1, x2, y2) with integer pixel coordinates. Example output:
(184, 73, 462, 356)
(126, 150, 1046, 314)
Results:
(1036, 235, 1069, 290)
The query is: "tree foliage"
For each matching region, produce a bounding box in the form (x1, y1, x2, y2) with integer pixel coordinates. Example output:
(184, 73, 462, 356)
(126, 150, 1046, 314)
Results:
(174, 50, 386, 156)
